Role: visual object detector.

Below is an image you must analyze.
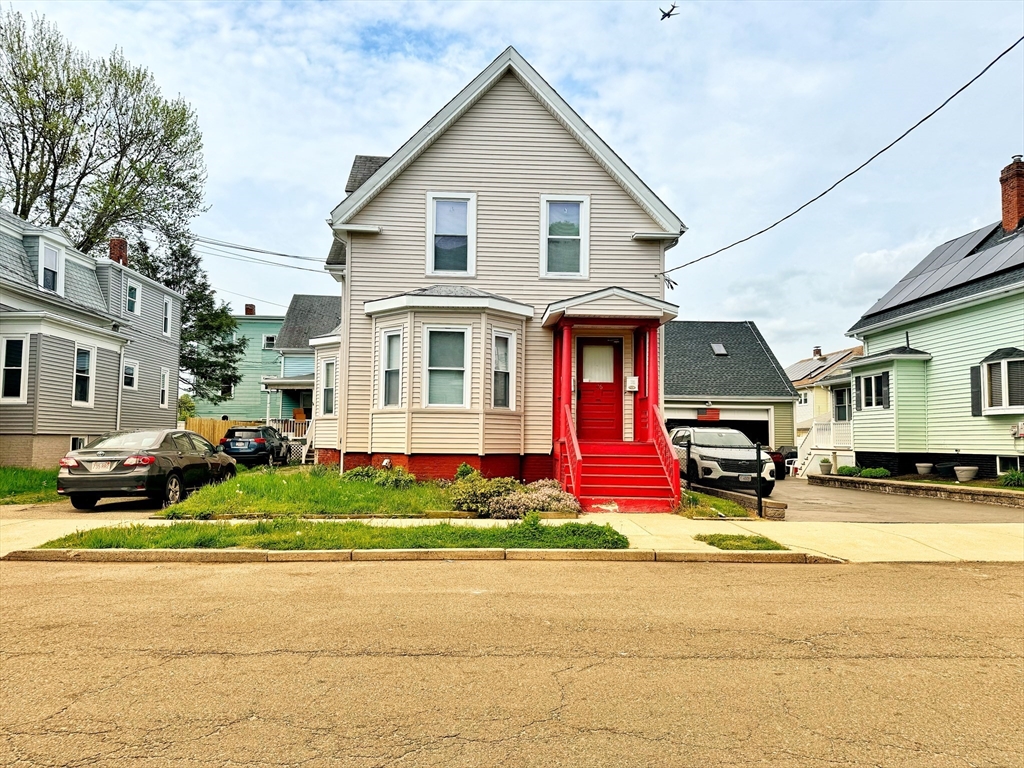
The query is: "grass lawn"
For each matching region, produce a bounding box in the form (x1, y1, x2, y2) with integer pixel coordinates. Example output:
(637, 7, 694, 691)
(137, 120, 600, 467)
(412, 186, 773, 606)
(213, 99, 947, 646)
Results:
(164, 467, 451, 518)
(679, 491, 750, 518)
(40, 517, 630, 550)
(0, 467, 62, 505)
(694, 533, 787, 551)
(893, 475, 1022, 492)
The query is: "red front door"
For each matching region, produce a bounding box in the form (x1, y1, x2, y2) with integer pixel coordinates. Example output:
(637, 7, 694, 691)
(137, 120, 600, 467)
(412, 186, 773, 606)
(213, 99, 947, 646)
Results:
(576, 339, 623, 441)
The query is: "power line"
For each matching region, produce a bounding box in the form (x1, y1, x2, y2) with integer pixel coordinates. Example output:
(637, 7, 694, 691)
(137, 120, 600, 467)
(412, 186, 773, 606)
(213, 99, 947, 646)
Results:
(658, 33, 1024, 282)
(212, 286, 291, 309)
(194, 246, 326, 274)
(193, 234, 322, 262)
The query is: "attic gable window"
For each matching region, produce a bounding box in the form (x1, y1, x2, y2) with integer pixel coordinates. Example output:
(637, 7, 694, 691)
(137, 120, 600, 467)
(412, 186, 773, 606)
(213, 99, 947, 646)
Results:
(42, 245, 59, 291)
(427, 192, 476, 275)
(711, 343, 727, 356)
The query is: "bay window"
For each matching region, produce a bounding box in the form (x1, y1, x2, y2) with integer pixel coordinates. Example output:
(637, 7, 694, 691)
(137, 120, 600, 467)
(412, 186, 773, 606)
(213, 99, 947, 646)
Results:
(381, 331, 402, 407)
(860, 372, 888, 409)
(322, 359, 336, 416)
(492, 331, 513, 409)
(426, 328, 467, 407)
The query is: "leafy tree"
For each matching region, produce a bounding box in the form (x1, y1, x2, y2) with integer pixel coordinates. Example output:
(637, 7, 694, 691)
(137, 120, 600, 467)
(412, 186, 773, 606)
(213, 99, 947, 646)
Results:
(0, 9, 205, 250)
(133, 238, 246, 403)
(177, 393, 196, 421)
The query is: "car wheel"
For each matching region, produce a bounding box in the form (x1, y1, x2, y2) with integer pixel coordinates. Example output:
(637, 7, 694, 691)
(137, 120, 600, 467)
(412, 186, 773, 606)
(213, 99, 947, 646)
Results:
(70, 493, 99, 510)
(761, 480, 775, 497)
(222, 465, 236, 482)
(163, 472, 184, 505)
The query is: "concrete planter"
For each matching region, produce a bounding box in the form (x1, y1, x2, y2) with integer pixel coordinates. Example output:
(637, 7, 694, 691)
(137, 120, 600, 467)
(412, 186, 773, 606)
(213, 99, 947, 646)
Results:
(916, 463, 934, 475)
(954, 466, 979, 482)
(819, 461, 833, 475)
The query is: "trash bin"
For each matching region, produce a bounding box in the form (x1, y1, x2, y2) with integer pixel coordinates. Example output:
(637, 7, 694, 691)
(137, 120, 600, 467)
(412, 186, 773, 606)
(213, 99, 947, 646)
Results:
(934, 462, 960, 478)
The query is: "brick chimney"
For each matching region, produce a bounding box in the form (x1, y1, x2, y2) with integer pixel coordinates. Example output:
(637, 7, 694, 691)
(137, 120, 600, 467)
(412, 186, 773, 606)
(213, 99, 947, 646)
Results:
(1001, 155, 1024, 232)
(244, 304, 256, 315)
(108, 238, 128, 267)
(812, 346, 822, 358)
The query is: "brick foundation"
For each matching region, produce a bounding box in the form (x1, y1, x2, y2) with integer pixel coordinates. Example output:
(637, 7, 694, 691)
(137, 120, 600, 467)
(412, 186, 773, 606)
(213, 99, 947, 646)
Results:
(342, 453, 556, 482)
(315, 448, 341, 466)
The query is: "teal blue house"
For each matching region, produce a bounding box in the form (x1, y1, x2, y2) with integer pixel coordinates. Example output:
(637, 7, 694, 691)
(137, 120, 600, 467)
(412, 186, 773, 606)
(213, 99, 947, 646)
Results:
(845, 157, 1024, 478)
(194, 306, 284, 420)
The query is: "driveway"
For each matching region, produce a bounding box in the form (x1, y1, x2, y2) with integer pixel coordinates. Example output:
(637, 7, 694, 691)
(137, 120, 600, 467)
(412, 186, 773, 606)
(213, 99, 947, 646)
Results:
(770, 477, 1024, 523)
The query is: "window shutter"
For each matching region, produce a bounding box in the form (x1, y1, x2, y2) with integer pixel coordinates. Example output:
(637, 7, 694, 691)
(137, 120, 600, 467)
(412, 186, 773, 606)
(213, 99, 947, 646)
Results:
(969, 366, 982, 416)
(881, 371, 891, 409)
(854, 376, 861, 411)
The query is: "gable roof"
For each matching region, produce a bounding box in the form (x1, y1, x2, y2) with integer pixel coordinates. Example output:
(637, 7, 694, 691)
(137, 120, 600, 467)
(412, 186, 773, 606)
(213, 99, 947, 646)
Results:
(785, 346, 863, 387)
(849, 221, 1024, 334)
(542, 286, 678, 327)
(326, 237, 346, 267)
(330, 47, 685, 235)
(663, 321, 797, 400)
(275, 295, 341, 351)
(363, 284, 534, 318)
(345, 156, 390, 195)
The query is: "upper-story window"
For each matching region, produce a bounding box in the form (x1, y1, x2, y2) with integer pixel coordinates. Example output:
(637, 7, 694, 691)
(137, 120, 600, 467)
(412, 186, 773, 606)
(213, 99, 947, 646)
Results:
(72, 345, 94, 407)
(263, 335, 276, 350)
(0, 336, 26, 403)
(42, 245, 60, 291)
(540, 195, 590, 279)
(984, 358, 1024, 414)
(162, 297, 172, 336)
(123, 359, 139, 390)
(427, 192, 476, 275)
(125, 280, 141, 315)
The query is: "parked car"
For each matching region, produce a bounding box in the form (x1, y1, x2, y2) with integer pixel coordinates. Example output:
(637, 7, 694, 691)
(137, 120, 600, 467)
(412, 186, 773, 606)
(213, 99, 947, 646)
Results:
(669, 426, 776, 496)
(57, 429, 237, 510)
(219, 426, 289, 466)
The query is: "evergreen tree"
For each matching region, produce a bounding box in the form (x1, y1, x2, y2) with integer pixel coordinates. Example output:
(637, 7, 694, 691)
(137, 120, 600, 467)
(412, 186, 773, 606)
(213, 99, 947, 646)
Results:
(133, 238, 246, 403)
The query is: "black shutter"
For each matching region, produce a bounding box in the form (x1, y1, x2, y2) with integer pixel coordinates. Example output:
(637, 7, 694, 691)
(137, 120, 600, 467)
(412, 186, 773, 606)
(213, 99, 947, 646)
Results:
(970, 366, 982, 416)
(881, 371, 891, 409)
(854, 376, 861, 411)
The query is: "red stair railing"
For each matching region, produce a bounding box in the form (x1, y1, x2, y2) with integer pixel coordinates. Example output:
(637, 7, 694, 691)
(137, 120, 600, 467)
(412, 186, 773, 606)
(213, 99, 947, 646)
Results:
(563, 404, 583, 497)
(649, 401, 681, 505)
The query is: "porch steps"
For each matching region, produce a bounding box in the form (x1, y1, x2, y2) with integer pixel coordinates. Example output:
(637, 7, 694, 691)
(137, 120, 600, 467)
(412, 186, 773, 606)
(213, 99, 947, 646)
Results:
(576, 441, 677, 513)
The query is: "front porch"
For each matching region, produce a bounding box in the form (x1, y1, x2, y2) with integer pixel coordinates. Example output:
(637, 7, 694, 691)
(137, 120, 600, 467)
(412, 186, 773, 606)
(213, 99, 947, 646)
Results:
(544, 288, 681, 512)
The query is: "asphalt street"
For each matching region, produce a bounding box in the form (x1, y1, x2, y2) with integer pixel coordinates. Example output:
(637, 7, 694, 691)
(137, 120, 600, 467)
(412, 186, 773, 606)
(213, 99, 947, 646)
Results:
(2, 560, 1022, 767)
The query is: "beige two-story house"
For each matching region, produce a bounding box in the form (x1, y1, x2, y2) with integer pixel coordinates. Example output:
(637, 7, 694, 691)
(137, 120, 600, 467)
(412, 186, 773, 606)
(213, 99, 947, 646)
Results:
(315, 48, 685, 511)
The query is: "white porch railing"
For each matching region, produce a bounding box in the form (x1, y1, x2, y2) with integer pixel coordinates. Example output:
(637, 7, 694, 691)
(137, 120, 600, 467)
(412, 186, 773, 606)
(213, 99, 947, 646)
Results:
(811, 420, 852, 450)
(268, 418, 310, 439)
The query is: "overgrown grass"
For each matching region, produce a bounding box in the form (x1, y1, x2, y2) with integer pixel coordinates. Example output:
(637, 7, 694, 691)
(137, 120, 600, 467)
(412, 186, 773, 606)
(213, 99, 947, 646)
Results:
(679, 491, 750, 518)
(893, 475, 1021, 491)
(163, 467, 452, 518)
(694, 533, 787, 551)
(40, 516, 629, 550)
(0, 467, 62, 505)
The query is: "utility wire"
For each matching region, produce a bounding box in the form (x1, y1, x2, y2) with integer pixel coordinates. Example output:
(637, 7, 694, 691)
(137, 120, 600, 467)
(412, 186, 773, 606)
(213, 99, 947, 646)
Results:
(212, 286, 290, 309)
(194, 246, 326, 274)
(657, 33, 1024, 283)
(193, 234, 322, 262)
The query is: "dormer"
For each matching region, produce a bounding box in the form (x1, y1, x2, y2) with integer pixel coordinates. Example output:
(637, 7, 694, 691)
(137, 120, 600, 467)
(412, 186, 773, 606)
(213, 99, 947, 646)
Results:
(22, 232, 69, 298)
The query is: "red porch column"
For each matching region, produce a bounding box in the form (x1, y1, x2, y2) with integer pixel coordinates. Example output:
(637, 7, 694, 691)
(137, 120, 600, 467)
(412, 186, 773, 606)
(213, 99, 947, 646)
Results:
(561, 323, 573, 434)
(646, 324, 659, 410)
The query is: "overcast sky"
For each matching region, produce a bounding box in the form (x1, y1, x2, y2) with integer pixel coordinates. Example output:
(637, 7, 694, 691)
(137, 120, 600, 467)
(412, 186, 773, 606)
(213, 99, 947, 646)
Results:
(16, 0, 1024, 366)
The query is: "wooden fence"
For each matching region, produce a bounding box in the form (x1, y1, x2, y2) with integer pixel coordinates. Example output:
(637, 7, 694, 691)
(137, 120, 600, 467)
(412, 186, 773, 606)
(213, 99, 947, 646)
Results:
(184, 418, 263, 445)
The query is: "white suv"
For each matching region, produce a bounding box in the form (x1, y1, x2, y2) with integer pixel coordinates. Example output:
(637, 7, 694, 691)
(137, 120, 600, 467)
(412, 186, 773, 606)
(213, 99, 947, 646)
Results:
(669, 426, 776, 496)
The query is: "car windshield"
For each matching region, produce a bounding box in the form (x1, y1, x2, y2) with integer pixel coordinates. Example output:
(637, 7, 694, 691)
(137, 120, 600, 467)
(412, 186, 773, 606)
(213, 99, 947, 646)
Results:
(228, 430, 262, 439)
(692, 431, 754, 448)
(85, 431, 163, 451)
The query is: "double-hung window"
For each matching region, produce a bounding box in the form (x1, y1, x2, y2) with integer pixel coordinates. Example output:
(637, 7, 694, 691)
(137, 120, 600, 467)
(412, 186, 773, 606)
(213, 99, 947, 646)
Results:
(492, 331, 513, 409)
(220, 382, 234, 399)
(322, 360, 336, 416)
(540, 195, 589, 278)
(833, 388, 850, 421)
(427, 192, 476, 275)
(861, 373, 886, 409)
(125, 280, 141, 315)
(159, 368, 170, 408)
(162, 297, 172, 336)
(73, 345, 94, 406)
(263, 335, 276, 350)
(381, 331, 402, 407)
(984, 358, 1024, 413)
(42, 246, 59, 291)
(426, 328, 467, 407)
(1, 336, 26, 402)
(123, 359, 139, 390)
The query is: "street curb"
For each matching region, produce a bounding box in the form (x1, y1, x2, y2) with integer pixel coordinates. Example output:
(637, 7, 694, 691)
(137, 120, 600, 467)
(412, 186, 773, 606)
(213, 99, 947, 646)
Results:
(808, 474, 1024, 508)
(1, 548, 845, 564)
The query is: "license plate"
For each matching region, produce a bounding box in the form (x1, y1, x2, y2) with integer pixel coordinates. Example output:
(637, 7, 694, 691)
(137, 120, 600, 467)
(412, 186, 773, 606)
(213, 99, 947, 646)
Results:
(233, 442, 246, 448)
(738, 474, 752, 482)
(92, 461, 112, 472)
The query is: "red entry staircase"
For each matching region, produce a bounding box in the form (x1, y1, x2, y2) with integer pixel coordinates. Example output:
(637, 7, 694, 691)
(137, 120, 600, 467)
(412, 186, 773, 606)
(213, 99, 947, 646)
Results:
(576, 441, 678, 512)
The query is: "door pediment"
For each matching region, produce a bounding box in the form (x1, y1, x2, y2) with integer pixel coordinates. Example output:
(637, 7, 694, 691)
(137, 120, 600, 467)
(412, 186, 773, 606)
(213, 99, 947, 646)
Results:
(542, 286, 678, 327)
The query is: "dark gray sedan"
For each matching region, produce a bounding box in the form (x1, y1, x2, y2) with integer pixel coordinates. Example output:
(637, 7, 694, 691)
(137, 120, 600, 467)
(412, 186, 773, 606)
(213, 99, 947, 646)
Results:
(57, 429, 237, 510)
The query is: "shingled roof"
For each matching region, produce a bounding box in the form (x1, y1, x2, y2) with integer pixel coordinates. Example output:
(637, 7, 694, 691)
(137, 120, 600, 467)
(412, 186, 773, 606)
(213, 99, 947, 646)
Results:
(785, 346, 862, 387)
(663, 321, 796, 399)
(326, 237, 346, 266)
(275, 295, 341, 350)
(345, 155, 390, 195)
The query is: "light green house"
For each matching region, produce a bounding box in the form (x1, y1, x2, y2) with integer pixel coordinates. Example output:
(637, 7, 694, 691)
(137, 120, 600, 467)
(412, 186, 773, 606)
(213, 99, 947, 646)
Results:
(844, 157, 1024, 478)
(194, 309, 284, 420)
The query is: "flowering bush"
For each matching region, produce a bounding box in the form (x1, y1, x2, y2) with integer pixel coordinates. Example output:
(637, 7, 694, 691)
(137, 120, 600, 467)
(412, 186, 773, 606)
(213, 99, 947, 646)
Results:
(487, 480, 580, 519)
(341, 465, 417, 488)
(449, 473, 522, 516)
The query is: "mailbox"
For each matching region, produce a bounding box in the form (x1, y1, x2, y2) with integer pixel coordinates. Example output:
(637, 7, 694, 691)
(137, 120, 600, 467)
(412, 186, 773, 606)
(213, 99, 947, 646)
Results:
(625, 376, 639, 392)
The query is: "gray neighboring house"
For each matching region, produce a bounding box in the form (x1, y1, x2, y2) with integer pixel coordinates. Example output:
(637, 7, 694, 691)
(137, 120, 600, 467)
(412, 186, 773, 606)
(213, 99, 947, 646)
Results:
(0, 210, 183, 468)
(662, 321, 798, 448)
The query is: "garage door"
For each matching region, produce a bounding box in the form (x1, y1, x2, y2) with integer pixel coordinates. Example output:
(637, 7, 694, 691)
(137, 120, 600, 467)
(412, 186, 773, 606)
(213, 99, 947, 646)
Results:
(663, 406, 772, 446)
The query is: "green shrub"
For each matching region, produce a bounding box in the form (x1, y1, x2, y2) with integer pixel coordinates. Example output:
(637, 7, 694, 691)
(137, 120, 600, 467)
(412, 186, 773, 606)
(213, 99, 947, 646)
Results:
(342, 465, 380, 482)
(860, 467, 891, 479)
(454, 462, 476, 480)
(998, 469, 1024, 488)
(341, 465, 416, 488)
(310, 463, 333, 478)
(836, 465, 861, 477)
(449, 474, 522, 516)
(486, 479, 580, 519)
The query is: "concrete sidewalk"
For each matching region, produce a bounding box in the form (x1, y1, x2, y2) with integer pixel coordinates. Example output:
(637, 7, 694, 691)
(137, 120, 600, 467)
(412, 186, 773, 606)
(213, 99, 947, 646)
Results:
(3, 506, 1023, 562)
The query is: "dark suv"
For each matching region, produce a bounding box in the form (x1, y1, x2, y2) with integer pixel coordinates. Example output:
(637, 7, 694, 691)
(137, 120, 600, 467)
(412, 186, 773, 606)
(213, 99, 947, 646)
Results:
(219, 426, 289, 466)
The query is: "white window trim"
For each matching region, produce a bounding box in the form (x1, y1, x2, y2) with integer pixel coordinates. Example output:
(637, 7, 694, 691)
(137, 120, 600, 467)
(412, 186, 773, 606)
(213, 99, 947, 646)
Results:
(122, 358, 139, 390)
(426, 191, 477, 277)
(997, 456, 1022, 474)
(491, 329, 515, 410)
(72, 343, 96, 408)
(38, 241, 65, 296)
(159, 367, 170, 409)
(982, 358, 1024, 415)
(539, 194, 590, 279)
(220, 382, 234, 400)
(320, 357, 338, 417)
(162, 297, 172, 336)
(262, 334, 277, 350)
(125, 279, 142, 316)
(422, 325, 471, 409)
(379, 329, 403, 408)
(860, 373, 885, 410)
(0, 334, 28, 404)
